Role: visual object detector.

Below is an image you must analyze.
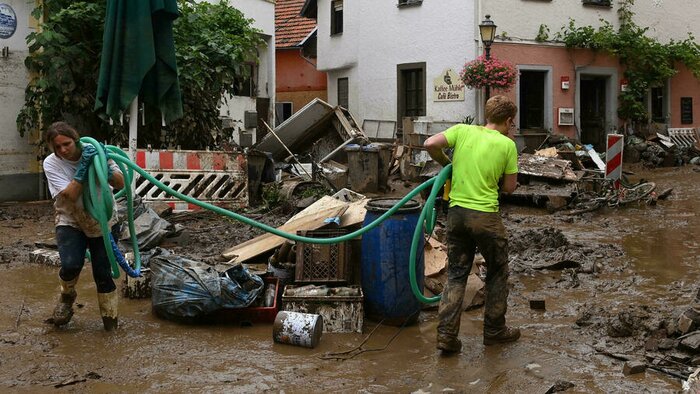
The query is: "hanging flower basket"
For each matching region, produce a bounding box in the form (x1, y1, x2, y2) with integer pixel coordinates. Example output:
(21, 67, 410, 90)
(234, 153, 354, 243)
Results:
(460, 55, 518, 91)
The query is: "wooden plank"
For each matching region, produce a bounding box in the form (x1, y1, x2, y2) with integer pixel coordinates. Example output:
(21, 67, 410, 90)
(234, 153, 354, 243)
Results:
(518, 153, 578, 182)
(287, 195, 367, 228)
(221, 204, 349, 263)
(287, 196, 347, 223)
(424, 238, 447, 277)
(335, 107, 357, 140)
(339, 198, 368, 227)
(510, 181, 577, 199)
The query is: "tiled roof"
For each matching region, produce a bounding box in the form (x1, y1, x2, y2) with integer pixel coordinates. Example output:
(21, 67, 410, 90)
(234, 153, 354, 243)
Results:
(276, 0, 317, 48)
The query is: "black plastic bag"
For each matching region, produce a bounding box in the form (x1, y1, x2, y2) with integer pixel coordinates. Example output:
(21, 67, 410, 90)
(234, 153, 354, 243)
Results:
(151, 255, 264, 322)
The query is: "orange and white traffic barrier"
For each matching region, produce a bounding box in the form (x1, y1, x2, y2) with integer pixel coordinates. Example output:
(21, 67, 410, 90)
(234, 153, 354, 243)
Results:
(132, 149, 249, 211)
(605, 134, 624, 189)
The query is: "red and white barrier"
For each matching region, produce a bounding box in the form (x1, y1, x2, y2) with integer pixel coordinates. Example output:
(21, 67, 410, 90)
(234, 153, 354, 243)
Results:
(131, 149, 248, 211)
(605, 134, 624, 189)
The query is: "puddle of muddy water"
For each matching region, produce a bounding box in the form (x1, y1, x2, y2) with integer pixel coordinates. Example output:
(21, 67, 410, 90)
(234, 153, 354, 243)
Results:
(0, 263, 682, 392)
(0, 167, 697, 392)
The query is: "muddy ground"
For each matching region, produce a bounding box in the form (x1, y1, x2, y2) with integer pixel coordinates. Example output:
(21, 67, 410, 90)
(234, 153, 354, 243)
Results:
(0, 165, 698, 392)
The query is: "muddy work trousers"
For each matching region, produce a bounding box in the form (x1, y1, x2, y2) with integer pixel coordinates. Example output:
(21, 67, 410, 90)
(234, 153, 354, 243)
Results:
(437, 206, 510, 339)
(56, 225, 116, 293)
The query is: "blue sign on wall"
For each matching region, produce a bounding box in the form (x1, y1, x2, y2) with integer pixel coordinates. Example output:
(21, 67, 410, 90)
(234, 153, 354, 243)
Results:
(0, 3, 17, 40)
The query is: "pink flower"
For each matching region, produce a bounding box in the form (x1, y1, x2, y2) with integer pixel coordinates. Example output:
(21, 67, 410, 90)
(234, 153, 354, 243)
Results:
(460, 55, 517, 91)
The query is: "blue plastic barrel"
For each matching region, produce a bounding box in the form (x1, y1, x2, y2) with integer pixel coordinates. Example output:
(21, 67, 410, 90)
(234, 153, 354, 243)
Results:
(361, 198, 424, 325)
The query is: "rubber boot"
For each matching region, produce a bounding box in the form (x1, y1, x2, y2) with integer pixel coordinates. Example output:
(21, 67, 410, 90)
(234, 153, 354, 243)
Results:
(52, 276, 79, 326)
(97, 291, 119, 331)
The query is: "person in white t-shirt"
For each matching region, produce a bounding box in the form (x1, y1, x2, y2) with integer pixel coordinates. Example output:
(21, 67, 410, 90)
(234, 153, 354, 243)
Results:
(43, 121, 124, 331)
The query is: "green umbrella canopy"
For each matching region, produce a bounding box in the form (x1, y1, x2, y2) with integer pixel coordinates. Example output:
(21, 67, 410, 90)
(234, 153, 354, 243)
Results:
(95, 0, 183, 124)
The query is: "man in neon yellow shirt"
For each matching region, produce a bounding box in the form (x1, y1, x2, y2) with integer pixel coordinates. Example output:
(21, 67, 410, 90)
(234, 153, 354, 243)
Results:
(424, 95, 520, 353)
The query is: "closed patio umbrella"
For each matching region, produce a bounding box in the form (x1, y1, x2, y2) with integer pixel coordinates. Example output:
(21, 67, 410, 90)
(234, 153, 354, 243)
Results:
(95, 0, 183, 159)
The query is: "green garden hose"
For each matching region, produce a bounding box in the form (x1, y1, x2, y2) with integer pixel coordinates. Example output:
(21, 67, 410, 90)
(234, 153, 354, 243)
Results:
(80, 138, 450, 304)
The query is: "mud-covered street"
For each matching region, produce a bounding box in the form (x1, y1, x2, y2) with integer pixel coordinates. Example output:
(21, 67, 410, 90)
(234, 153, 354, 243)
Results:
(0, 165, 698, 392)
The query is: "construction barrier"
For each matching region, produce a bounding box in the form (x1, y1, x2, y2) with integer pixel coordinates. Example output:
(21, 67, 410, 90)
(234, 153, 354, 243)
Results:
(133, 149, 248, 211)
(605, 134, 624, 189)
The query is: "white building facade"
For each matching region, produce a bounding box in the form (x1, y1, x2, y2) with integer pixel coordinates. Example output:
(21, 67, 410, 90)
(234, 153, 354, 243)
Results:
(302, 0, 479, 133)
(213, 0, 276, 146)
(303, 0, 700, 150)
(0, 1, 40, 201)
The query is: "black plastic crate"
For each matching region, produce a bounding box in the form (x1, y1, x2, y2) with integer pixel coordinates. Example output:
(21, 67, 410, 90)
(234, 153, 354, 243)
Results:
(295, 229, 349, 283)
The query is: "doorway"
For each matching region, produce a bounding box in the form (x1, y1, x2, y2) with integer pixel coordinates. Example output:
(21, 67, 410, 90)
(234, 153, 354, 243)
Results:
(580, 76, 607, 150)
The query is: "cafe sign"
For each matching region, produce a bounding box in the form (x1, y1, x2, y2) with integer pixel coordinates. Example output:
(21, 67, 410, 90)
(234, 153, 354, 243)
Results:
(433, 69, 464, 102)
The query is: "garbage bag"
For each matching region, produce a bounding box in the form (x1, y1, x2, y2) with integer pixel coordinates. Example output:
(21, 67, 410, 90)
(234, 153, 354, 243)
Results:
(120, 207, 176, 250)
(116, 194, 147, 221)
(135, 246, 171, 269)
(151, 255, 264, 321)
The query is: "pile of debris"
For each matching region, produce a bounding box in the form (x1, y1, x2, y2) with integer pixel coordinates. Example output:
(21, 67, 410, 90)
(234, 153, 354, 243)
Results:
(575, 288, 700, 382)
(624, 129, 700, 168)
(507, 227, 624, 275)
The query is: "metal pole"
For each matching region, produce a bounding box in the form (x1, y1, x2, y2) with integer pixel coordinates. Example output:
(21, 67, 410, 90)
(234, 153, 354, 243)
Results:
(484, 45, 491, 102)
(319, 137, 355, 164)
(128, 98, 138, 192)
(261, 120, 313, 179)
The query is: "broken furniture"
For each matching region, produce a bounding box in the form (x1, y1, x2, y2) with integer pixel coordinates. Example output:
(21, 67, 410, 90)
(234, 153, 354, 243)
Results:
(255, 98, 368, 163)
(254, 98, 369, 192)
(509, 153, 581, 209)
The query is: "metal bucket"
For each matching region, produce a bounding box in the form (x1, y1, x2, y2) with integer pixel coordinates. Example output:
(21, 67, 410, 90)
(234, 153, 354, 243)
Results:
(272, 311, 323, 348)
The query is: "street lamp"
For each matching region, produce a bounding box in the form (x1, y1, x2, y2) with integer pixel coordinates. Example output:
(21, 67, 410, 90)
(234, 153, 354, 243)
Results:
(479, 14, 497, 100)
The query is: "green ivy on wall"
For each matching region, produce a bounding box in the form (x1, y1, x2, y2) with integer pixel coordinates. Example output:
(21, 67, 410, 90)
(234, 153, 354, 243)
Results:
(553, 0, 700, 124)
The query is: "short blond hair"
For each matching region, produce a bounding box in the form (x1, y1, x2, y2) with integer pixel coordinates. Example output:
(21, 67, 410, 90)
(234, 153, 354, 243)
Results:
(485, 95, 517, 124)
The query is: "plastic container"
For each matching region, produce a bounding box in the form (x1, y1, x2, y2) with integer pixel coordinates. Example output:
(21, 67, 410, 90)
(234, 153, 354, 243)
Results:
(282, 285, 363, 333)
(272, 311, 323, 348)
(295, 229, 350, 283)
(361, 198, 424, 326)
(344, 144, 379, 193)
(370, 143, 393, 192)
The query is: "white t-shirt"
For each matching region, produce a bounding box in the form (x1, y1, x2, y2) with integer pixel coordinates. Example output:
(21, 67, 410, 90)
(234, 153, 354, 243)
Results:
(43, 152, 122, 237)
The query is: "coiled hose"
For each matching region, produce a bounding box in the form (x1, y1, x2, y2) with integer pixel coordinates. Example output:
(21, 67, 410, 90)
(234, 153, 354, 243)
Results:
(79, 138, 451, 304)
